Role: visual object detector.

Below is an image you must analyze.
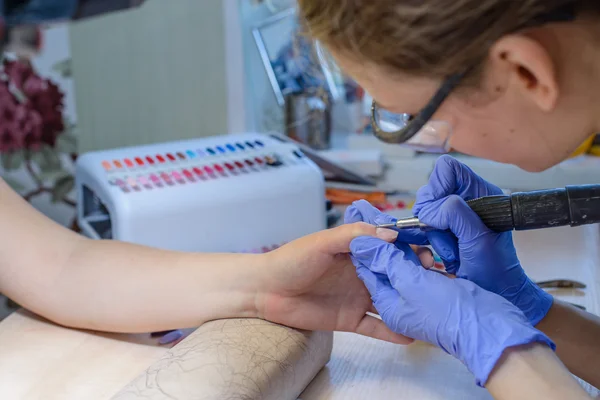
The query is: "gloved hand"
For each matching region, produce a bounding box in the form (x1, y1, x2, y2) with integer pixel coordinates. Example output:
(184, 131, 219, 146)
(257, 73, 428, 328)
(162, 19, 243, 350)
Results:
(345, 200, 437, 268)
(413, 155, 553, 325)
(349, 235, 555, 387)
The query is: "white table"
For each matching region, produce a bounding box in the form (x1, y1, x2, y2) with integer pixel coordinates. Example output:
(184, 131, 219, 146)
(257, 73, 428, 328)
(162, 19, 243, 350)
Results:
(0, 225, 598, 399)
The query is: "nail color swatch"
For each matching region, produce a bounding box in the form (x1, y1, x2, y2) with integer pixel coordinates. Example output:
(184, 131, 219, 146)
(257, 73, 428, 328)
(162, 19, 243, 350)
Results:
(98, 138, 302, 193)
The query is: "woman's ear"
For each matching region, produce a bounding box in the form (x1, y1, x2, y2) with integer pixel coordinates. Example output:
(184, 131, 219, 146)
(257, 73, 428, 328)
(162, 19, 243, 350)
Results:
(489, 34, 559, 112)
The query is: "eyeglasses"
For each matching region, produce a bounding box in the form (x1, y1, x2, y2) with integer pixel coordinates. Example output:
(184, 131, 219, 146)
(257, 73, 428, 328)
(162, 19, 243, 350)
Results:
(370, 3, 578, 152)
(371, 71, 466, 153)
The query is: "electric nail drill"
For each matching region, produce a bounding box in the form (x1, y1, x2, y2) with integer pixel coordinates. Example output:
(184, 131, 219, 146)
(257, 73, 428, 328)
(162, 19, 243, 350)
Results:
(377, 184, 600, 232)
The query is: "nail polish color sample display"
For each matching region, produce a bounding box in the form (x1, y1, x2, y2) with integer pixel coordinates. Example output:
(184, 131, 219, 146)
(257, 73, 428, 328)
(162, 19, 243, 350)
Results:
(75, 133, 326, 255)
(100, 139, 289, 193)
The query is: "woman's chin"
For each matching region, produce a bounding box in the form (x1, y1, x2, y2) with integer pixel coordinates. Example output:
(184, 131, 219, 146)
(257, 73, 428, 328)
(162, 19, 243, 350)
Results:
(513, 156, 563, 173)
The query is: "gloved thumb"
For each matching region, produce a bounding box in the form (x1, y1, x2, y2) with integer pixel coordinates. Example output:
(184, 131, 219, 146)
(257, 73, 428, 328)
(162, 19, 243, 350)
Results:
(414, 155, 503, 210)
(417, 194, 490, 243)
(350, 236, 424, 293)
(426, 230, 460, 275)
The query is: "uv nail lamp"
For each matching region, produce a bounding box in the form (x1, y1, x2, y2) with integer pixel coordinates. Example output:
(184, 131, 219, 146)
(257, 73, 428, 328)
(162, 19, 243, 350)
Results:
(75, 133, 327, 253)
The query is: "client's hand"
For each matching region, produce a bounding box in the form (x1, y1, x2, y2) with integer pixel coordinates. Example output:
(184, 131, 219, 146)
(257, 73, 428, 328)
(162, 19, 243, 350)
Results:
(349, 234, 555, 387)
(413, 155, 553, 325)
(258, 222, 428, 344)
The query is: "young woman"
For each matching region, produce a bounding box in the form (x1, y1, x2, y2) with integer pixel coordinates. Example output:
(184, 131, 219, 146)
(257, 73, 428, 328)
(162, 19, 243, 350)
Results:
(297, 0, 600, 398)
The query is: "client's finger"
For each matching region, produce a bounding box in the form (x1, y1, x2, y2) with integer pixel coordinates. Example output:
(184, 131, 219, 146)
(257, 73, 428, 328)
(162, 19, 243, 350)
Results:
(369, 304, 378, 314)
(318, 222, 399, 254)
(409, 245, 435, 268)
(345, 200, 429, 245)
(416, 246, 435, 269)
(355, 313, 414, 345)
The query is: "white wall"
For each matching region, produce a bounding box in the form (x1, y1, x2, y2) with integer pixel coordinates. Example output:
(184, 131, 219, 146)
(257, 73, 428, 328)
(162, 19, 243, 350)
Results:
(32, 24, 77, 124)
(69, 0, 230, 152)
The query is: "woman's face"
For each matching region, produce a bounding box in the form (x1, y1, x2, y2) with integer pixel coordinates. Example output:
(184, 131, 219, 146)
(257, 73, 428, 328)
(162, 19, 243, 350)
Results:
(329, 30, 599, 172)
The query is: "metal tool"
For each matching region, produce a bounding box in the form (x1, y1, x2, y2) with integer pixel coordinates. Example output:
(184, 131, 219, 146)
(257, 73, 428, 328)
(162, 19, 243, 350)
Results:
(377, 184, 600, 233)
(565, 302, 586, 311)
(535, 279, 586, 289)
(377, 217, 431, 230)
(535, 279, 587, 310)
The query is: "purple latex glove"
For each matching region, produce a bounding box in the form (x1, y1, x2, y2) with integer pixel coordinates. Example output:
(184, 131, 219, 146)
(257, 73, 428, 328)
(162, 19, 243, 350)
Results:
(349, 235, 555, 387)
(413, 155, 553, 325)
(345, 199, 429, 246)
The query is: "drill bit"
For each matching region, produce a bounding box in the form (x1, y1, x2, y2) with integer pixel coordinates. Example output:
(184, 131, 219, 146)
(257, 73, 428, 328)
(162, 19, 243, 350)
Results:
(376, 217, 430, 230)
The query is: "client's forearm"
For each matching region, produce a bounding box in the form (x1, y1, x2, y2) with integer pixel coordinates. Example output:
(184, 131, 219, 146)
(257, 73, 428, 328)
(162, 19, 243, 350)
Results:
(486, 342, 591, 400)
(536, 299, 600, 388)
(32, 238, 264, 332)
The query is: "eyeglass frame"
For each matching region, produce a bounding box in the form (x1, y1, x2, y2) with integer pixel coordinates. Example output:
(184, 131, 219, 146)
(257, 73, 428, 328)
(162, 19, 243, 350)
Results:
(370, 2, 579, 147)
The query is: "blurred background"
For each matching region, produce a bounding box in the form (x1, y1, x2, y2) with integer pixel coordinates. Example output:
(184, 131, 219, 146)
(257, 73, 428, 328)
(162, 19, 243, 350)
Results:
(0, 0, 598, 280)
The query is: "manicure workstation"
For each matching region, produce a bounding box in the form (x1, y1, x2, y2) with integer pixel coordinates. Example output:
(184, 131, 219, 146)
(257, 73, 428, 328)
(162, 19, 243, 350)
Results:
(0, 133, 598, 399)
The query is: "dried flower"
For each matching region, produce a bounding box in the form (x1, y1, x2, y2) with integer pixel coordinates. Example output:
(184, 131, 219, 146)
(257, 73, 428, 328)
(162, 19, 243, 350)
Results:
(0, 58, 65, 152)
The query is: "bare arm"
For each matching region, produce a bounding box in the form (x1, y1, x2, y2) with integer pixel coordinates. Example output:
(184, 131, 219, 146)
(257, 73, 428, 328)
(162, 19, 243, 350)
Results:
(486, 342, 592, 400)
(0, 178, 403, 343)
(535, 299, 600, 389)
(0, 178, 261, 332)
(112, 319, 332, 399)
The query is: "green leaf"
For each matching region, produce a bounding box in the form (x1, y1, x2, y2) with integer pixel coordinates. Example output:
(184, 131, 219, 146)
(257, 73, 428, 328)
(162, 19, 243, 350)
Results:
(51, 58, 72, 78)
(56, 132, 78, 154)
(51, 175, 74, 203)
(1, 150, 24, 171)
(38, 169, 71, 183)
(29, 149, 46, 167)
(0, 154, 10, 170)
(36, 144, 62, 171)
(2, 176, 25, 192)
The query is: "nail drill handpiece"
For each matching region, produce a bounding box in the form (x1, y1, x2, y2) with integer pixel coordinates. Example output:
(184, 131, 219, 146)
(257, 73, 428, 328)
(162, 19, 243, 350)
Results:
(379, 184, 600, 233)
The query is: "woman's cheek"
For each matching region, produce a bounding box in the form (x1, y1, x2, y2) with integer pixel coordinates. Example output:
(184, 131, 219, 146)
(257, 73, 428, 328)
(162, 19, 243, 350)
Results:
(448, 128, 503, 160)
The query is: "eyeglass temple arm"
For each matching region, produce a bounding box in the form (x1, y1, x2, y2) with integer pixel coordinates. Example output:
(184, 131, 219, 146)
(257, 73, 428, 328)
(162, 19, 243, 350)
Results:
(371, 71, 466, 144)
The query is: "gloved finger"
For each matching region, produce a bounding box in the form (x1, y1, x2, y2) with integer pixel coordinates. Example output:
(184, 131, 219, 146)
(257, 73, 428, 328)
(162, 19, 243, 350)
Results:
(424, 230, 460, 274)
(355, 264, 404, 319)
(345, 200, 429, 245)
(355, 313, 414, 344)
(351, 237, 425, 296)
(417, 195, 490, 243)
(344, 199, 382, 224)
(413, 155, 503, 215)
(158, 329, 184, 345)
(373, 214, 429, 245)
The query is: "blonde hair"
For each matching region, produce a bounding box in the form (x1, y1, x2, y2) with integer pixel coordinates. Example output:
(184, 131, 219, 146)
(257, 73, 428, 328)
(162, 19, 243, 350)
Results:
(297, 0, 599, 83)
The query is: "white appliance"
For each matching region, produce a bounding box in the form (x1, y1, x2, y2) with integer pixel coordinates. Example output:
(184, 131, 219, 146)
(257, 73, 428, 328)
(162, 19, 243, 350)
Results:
(75, 132, 326, 253)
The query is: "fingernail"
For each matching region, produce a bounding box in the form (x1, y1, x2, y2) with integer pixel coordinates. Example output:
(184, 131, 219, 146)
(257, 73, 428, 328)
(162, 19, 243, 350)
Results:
(376, 228, 398, 242)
